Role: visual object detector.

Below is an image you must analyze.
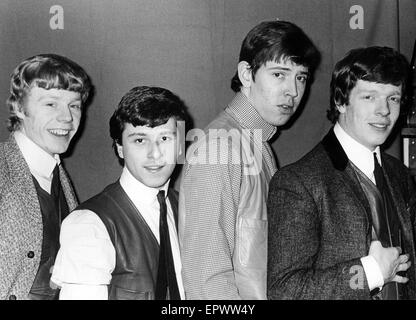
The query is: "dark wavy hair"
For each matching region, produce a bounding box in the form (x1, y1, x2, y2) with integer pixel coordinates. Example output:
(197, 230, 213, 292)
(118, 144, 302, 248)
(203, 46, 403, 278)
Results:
(109, 86, 189, 155)
(327, 46, 409, 123)
(230, 20, 320, 92)
(7, 53, 91, 131)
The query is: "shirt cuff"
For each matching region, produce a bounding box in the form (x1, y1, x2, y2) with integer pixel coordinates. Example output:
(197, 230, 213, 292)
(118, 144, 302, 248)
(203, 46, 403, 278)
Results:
(59, 283, 108, 300)
(360, 255, 384, 291)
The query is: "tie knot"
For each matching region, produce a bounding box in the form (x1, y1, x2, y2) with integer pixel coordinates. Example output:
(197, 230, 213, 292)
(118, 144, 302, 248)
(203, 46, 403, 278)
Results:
(51, 164, 61, 199)
(157, 190, 166, 203)
(373, 152, 384, 190)
(53, 164, 59, 177)
(373, 152, 381, 167)
(157, 190, 168, 220)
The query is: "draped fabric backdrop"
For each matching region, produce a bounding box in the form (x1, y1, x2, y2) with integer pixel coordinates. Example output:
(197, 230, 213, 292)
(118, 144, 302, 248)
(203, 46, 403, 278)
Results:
(0, 0, 415, 201)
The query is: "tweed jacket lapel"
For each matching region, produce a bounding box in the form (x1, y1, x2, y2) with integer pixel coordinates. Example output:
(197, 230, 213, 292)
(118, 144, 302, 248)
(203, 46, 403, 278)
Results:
(321, 128, 373, 232)
(4, 135, 43, 247)
(58, 164, 78, 212)
(2, 135, 44, 298)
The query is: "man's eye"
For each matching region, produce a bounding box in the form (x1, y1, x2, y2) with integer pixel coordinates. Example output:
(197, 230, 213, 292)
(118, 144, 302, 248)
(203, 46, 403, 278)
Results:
(70, 104, 82, 110)
(135, 138, 144, 144)
(273, 72, 284, 79)
(161, 136, 171, 142)
(297, 75, 308, 83)
(363, 95, 374, 100)
(389, 96, 401, 104)
(46, 103, 56, 107)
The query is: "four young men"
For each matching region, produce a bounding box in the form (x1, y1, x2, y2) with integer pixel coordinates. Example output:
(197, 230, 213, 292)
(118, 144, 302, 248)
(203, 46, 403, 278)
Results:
(1, 21, 415, 301)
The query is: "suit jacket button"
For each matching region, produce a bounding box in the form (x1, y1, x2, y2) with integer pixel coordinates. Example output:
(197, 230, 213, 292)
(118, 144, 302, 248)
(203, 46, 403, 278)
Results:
(9, 295, 16, 300)
(27, 251, 34, 258)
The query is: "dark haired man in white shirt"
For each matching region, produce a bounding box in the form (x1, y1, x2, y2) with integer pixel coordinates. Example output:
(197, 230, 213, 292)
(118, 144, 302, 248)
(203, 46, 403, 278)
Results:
(52, 86, 189, 300)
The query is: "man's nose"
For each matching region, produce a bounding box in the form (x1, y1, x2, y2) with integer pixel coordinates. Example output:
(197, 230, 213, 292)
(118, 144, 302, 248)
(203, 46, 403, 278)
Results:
(284, 78, 298, 98)
(148, 141, 162, 159)
(377, 98, 390, 116)
(57, 105, 73, 122)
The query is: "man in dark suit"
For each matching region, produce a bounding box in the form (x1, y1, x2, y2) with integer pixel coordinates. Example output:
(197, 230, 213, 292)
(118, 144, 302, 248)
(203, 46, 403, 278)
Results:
(52, 86, 189, 300)
(267, 46, 416, 299)
(0, 54, 91, 300)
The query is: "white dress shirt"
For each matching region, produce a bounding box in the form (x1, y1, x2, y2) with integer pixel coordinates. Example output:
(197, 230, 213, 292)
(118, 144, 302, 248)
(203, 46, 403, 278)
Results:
(14, 130, 60, 194)
(51, 166, 185, 299)
(334, 122, 384, 291)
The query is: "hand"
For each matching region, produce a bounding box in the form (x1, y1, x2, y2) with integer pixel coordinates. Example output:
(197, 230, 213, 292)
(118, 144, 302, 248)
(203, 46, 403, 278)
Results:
(368, 240, 411, 284)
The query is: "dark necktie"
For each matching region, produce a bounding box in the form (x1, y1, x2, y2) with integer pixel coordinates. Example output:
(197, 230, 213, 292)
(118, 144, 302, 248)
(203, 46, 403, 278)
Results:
(51, 164, 61, 208)
(51, 164, 70, 222)
(50, 164, 63, 257)
(373, 153, 391, 246)
(155, 190, 180, 300)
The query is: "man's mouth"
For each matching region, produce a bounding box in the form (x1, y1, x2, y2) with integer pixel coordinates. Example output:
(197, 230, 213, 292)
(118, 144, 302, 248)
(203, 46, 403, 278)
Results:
(277, 104, 294, 112)
(369, 123, 390, 130)
(144, 165, 165, 173)
(48, 129, 71, 136)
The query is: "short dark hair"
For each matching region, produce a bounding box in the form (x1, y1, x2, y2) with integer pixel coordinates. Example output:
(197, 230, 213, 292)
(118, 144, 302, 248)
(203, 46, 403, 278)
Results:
(7, 53, 92, 131)
(230, 20, 320, 92)
(327, 46, 410, 123)
(109, 86, 188, 150)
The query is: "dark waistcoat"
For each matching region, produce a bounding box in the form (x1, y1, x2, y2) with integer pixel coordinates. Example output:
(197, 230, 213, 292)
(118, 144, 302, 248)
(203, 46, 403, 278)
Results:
(77, 181, 178, 300)
(352, 164, 406, 300)
(29, 177, 69, 300)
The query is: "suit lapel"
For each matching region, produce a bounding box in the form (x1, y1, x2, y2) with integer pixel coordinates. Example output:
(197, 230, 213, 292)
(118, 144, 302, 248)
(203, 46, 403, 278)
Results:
(321, 128, 373, 232)
(59, 164, 78, 211)
(4, 135, 43, 248)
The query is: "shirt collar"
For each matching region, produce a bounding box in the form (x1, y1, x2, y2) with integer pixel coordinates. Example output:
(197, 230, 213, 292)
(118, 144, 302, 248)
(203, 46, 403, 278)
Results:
(14, 130, 60, 180)
(226, 92, 277, 142)
(119, 166, 170, 205)
(334, 122, 381, 178)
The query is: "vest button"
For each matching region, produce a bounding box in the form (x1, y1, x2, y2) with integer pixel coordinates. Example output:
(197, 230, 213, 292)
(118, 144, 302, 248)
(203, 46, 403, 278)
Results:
(27, 251, 35, 258)
(9, 295, 16, 300)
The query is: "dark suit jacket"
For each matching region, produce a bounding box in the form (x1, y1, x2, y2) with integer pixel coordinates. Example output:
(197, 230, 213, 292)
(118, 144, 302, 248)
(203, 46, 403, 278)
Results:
(267, 128, 416, 300)
(0, 134, 78, 300)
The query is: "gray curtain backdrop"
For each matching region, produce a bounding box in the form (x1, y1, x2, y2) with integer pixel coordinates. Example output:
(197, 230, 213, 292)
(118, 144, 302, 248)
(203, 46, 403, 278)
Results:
(0, 0, 415, 201)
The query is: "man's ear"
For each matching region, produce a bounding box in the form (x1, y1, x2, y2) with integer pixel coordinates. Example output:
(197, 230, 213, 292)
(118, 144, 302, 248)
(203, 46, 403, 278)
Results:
(237, 61, 253, 88)
(336, 103, 347, 114)
(116, 143, 124, 159)
(13, 102, 26, 120)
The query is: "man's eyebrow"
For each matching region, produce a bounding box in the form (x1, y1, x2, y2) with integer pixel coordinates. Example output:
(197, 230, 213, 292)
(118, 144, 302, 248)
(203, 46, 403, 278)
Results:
(267, 66, 310, 75)
(37, 95, 61, 101)
(390, 90, 402, 95)
(359, 89, 402, 95)
(267, 66, 292, 71)
(126, 130, 177, 138)
(126, 132, 147, 138)
(38, 95, 82, 102)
